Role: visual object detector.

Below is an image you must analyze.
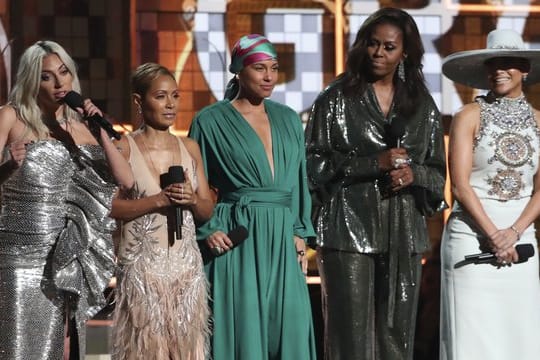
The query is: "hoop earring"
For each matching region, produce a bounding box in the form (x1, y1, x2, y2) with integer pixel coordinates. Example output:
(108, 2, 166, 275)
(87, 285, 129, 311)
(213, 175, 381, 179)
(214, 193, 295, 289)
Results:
(398, 60, 406, 82)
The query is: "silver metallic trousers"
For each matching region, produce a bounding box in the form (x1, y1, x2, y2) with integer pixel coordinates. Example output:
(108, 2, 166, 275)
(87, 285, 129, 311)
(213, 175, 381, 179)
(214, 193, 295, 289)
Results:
(317, 248, 422, 360)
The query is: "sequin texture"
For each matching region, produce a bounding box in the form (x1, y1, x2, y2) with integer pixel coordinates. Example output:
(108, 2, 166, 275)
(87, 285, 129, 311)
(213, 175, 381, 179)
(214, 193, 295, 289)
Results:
(0, 140, 117, 359)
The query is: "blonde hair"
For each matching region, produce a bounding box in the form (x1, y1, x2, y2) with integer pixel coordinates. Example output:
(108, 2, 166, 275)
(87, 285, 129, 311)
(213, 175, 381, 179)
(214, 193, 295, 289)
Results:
(131, 62, 176, 97)
(9, 40, 82, 139)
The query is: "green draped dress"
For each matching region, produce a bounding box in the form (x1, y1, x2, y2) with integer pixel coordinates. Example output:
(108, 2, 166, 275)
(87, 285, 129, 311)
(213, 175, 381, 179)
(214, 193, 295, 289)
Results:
(189, 99, 317, 360)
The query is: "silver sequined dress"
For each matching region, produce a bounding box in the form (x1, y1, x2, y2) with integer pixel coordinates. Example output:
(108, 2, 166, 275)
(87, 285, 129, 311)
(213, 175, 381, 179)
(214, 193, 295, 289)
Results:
(0, 140, 117, 360)
(111, 135, 209, 360)
(441, 94, 540, 360)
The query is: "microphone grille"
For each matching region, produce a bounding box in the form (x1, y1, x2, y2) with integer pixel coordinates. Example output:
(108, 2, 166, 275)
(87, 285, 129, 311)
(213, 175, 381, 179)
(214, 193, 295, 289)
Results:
(63, 91, 84, 109)
(168, 165, 185, 183)
(516, 243, 535, 262)
(228, 226, 248, 246)
(389, 119, 406, 139)
(159, 165, 185, 188)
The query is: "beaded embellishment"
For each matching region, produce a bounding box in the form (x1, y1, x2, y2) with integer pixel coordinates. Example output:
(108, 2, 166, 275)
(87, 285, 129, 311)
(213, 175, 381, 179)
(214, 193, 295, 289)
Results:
(487, 168, 524, 200)
(477, 93, 538, 200)
(489, 132, 533, 168)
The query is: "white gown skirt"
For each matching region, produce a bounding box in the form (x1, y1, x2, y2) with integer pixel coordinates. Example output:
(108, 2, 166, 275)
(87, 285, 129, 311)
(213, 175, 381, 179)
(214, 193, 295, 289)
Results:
(440, 198, 540, 360)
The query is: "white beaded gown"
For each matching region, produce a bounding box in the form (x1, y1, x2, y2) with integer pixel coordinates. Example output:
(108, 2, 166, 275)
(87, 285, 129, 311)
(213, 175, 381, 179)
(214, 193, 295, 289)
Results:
(440, 94, 540, 360)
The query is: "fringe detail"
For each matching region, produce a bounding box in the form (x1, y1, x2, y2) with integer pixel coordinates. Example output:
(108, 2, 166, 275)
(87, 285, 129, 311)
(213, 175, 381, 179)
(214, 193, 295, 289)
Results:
(111, 243, 210, 360)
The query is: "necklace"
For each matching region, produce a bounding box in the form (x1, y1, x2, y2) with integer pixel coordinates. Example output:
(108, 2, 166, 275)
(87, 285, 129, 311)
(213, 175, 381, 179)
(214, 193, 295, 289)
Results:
(482, 93, 533, 131)
(137, 132, 177, 178)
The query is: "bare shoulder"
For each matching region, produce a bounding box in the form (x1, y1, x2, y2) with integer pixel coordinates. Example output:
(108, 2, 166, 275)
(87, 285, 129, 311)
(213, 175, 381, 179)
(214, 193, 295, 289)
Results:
(181, 136, 202, 157)
(454, 102, 480, 120)
(0, 105, 23, 142)
(0, 105, 18, 127)
(450, 102, 480, 130)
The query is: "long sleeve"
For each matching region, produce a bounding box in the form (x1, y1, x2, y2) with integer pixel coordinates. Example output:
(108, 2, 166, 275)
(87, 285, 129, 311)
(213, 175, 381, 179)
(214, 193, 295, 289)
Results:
(306, 88, 381, 206)
(409, 105, 448, 216)
(291, 117, 317, 241)
(188, 115, 227, 240)
(305, 80, 446, 253)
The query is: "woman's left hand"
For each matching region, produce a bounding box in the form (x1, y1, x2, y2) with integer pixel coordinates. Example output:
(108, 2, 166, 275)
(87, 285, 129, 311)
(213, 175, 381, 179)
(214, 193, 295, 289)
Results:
(491, 228, 520, 264)
(75, 99, 110, 141)
(165, 177, 198, 207)
(294, 236, 308, 276)
(389, 164, 414, 192)
(80, 98, 104, 118)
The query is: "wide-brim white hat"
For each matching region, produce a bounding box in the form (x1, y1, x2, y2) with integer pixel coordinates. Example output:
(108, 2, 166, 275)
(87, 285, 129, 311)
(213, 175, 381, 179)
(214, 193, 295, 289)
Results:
(442, 29, 540, 90)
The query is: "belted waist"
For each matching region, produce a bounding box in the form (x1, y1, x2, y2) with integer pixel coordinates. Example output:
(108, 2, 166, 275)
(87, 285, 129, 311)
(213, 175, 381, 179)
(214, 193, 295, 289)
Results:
(221, 188, 292, 227)
(221, 188, 292, 208)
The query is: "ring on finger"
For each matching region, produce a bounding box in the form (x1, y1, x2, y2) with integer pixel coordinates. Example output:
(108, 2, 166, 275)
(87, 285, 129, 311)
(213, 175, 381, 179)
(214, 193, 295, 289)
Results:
(398, 178, 404, 186)
(211, 245, 223, 256)
(297, 250, 306, 257)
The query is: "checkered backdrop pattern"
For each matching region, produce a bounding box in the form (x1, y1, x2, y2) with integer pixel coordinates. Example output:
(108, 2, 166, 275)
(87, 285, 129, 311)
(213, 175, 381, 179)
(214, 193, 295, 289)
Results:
(194, 11, 443, 114)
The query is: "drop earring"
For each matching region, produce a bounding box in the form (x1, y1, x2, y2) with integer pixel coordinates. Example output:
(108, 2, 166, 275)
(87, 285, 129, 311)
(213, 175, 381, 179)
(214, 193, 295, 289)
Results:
(398, 60, 406, 82)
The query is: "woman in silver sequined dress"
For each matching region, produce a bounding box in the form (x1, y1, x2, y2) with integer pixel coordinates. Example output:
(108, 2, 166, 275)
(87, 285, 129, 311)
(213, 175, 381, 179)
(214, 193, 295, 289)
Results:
(0, 41, 134, 359)
(110, 63, 214, 360)
(440, 29, 540, 360)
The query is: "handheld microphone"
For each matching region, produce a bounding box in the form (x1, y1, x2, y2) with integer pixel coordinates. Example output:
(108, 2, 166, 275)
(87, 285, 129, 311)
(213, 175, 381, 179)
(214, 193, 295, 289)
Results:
(160, 166, 185, 241)
(464, 243, 535, 264)
(63, 91, 121, 140)
(385, 119, 406, 148)
(379, 119, 408, 197)
(210, 226, 249, 257)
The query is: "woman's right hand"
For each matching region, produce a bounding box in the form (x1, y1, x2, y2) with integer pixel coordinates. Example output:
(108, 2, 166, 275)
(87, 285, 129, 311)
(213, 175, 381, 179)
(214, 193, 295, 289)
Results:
(206, 231, 234, 255)
(489, 228, 520, 264)
(7, 140, 31, 168)
(378, 148, 409, 172)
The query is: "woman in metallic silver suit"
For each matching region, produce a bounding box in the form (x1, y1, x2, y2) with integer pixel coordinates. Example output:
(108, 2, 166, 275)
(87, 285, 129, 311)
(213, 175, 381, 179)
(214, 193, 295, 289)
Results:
(305, 8, 447, 360)
(0, 40, 133, 359)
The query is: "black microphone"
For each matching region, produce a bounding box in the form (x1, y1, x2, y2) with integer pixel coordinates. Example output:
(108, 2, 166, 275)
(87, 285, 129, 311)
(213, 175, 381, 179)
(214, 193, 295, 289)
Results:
(210, 226, 249, 257)
(63, 91, 121, 140)
(160, 166, 185, 241)
(385, 119, 407, 148)
(464, 243, 535, 264)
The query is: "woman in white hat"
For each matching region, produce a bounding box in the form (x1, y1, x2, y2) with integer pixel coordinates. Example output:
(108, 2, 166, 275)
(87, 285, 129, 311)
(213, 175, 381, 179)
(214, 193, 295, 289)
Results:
(440, 29, 540, 360)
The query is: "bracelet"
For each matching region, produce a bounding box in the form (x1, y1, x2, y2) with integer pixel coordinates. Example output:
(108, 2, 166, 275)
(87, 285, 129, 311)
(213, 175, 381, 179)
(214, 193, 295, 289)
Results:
(510, 225, 521, 241)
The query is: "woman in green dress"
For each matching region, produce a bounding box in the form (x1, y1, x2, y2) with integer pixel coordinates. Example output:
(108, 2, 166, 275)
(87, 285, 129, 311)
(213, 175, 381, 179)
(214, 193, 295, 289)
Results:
(189, 34, 317, 360)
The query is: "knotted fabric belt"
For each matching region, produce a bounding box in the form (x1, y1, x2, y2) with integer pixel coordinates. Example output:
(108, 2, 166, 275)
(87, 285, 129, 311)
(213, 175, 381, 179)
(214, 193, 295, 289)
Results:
(221, 187, 292, 227)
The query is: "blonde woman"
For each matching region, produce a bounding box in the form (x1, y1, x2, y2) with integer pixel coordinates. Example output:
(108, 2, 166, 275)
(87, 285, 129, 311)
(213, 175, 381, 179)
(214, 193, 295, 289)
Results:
(0, 40, 133, 359)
